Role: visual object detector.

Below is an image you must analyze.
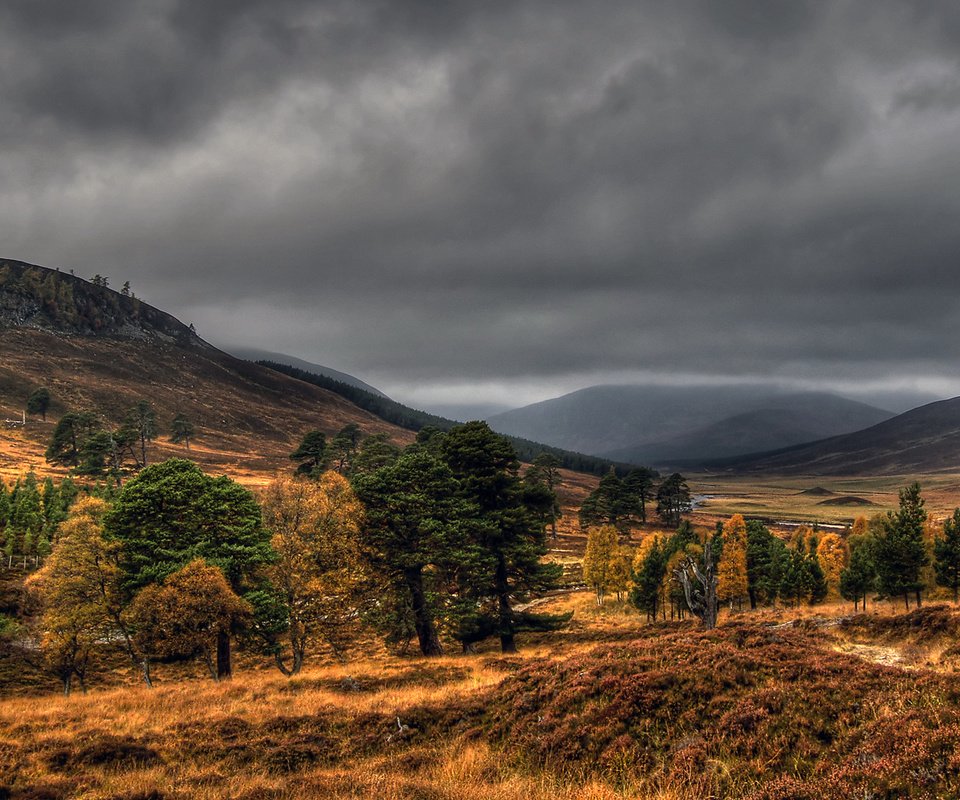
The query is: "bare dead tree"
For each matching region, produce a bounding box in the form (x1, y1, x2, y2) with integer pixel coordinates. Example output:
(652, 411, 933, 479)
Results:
(674, 539, 719, 630)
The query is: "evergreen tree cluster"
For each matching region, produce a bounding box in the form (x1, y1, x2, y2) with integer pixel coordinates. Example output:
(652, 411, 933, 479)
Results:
(579, 468, 690, 530)
(351, 422, 568, 655)
(0, 473, 79, 562)
(45, 401, 194, 479)
(0, 260, 192, 340)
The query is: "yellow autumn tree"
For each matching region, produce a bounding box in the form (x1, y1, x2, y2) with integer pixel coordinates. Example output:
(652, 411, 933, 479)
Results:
(608, 546, 633, 602)
(25, 497, 121, 695)
(583, 525, 620, 605)
(633, 532, 667, 566)
(717, 514, 748, 609)
(851, 516, 869, 539)
(816, 533, 848, 600)
(260, 471, 367, 672)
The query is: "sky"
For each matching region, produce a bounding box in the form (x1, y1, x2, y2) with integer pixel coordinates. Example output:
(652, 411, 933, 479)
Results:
(4, 1, 960, 411)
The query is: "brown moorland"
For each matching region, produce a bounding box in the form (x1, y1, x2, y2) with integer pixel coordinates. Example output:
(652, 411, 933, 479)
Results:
(0, 327, 415, 487)
(3, 594, 960, 799)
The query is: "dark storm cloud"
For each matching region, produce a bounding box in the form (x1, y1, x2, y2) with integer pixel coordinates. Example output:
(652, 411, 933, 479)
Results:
(4, 0, 960, 403)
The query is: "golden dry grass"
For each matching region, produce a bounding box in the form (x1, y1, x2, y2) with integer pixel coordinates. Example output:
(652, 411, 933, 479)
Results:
(0, 592, 671, 799)
(5, 591, 960, 799)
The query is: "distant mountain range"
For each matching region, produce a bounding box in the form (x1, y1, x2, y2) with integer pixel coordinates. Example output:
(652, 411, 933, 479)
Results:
(487, 384, 896, 465)
(711, 396, 960, 475)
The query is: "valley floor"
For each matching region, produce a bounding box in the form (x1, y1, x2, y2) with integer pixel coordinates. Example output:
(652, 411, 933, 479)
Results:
(3, 592, 960, 799)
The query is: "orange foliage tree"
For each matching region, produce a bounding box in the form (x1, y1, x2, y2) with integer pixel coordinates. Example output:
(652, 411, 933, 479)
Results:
(816, 533, 848, 599)
(129, 560, 250, 682)
(717, 514, 748, 609)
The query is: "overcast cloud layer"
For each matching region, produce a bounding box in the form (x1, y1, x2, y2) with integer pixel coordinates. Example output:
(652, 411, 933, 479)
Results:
(4, 1, 960, 407)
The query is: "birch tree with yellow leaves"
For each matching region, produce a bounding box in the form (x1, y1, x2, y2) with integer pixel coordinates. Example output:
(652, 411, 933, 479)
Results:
(256, 472, 367, 673)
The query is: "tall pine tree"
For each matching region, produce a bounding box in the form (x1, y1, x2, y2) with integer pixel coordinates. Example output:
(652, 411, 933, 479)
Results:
(873, 483, 928, 610)
(442, 422, 564, 653)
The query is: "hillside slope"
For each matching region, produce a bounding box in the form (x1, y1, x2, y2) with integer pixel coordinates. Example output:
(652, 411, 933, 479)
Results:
(715, 396, 960, 475)
(0, 259, 412, 484)
(488, 384, 893, 462)
(226, 346, 388, 398)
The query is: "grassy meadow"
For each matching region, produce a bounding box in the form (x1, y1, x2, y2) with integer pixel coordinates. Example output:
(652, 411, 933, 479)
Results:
(688, 470, 960, 528)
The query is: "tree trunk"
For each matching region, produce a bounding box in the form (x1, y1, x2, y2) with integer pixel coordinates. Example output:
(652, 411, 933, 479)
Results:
(495, 556, 517, 653)
(62, 673, 72, 697)
(916, 589, 922, 608)
(204, 652, 219, 682)
(405, 567, 443, 656)
(904, 593, 910, 611)
(141, 659, 153, 688)
(217, 630, 232, 679)
(274, 652, 293, 677)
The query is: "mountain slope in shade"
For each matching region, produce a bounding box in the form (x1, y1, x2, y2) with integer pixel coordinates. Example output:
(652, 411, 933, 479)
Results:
(226, 346, 388, 398)
(488, 384, 893, 462)
(714, 396, 960, 475)
(604, 396, 895, 465)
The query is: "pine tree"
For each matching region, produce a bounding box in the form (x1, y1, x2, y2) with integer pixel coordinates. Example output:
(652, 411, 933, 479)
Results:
(12, 473, 43, 557)
(873, 483, 928, 610)
(525, 454, 562, 539)
(579, 469, 630, 531)
(104, 459, 272, 679)
(170, 413, 195, 449)
(934, 508, 960, 603)
(125, 400, 158, 468)
(656, 473, 692, 527)
(623, 468, 657, 525)
(746, 520, 776, 608)
(631, 538, 667, 621)
(328, 424, 362, 474)
(45, 411, 100, 467)
(26, 387, 51, 421)
(289, 430, 328, 476)
(840, 539, 876, 612)
(441, 422, 564, 653)
(779, 545, 811, 607)
(351, 446, 467, 657)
